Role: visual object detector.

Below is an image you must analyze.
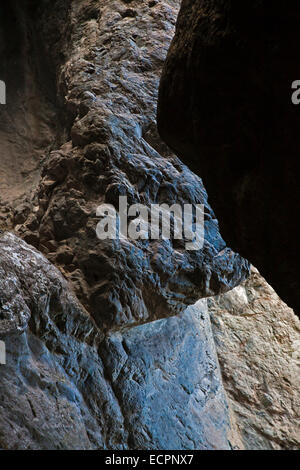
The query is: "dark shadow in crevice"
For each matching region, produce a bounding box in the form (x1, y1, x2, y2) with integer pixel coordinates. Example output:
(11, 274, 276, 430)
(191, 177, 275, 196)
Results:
(0, 1, 67, 209)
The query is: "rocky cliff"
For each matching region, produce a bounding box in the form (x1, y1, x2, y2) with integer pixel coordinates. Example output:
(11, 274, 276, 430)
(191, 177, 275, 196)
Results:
(0, 0, 299, 450)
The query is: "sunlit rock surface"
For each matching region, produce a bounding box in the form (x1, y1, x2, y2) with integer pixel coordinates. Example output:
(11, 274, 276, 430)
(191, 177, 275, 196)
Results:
(209, 268, 300, 450)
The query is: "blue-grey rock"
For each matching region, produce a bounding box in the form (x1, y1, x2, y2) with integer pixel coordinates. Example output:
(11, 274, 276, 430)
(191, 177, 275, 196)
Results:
(0, 233, 233, 449)
(3, 0, 249, 332)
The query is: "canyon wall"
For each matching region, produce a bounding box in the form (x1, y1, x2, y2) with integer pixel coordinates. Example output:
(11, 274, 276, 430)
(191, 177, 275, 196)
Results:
(158, 0, 300, 316)
(210, 268, 300, 450)
(0, 0, 298, 450)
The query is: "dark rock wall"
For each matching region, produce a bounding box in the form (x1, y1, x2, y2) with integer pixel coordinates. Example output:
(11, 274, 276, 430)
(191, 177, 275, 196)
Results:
(9, 0, 249, 332)
(0, 0, 240, 450)
(158, 0, 300, 315)
(0, 0, 298, 451)
(0, 1, 65, 212)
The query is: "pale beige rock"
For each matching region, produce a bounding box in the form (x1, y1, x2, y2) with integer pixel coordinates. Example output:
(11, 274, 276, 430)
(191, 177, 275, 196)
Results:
(209, 267, 300, 450)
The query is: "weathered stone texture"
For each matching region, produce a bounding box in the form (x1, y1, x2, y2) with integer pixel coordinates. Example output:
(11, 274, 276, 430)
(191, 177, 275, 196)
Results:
(0, 233, 232, 450)
(7, 0, 249, 332)
(209, 268, 300, 450)
(0, 0, 298, 451)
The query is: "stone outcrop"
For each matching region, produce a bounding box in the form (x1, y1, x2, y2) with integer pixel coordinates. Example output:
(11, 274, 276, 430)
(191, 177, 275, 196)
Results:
(1, 237, 298, 450)
(158, 0, 300, 316)
(0, 232, 233, 449)
(1, 0, 249, 333)
(0, 0, 246, 450)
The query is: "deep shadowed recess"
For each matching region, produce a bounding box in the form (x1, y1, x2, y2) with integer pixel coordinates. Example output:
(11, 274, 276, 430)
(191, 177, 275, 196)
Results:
(158, 0, 300, 315)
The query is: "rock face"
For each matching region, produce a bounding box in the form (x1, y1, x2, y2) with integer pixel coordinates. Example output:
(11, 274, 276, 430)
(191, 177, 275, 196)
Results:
(209, 268, 300, 450)
(0, 1, 61, 211)
(0, 232, 232, 450)
(1, 0, 249, 332)
(0, 0, 298, 451)
(158, 0, 300, 316)
(0, 0, 244, 450)
(1, 240, 298, 450)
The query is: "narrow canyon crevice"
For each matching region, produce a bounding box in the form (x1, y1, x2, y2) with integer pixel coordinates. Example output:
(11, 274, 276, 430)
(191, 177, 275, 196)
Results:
(157, 0, 300, 316)
(0, 0, 298, 451)
(0, 1, 64, 222)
